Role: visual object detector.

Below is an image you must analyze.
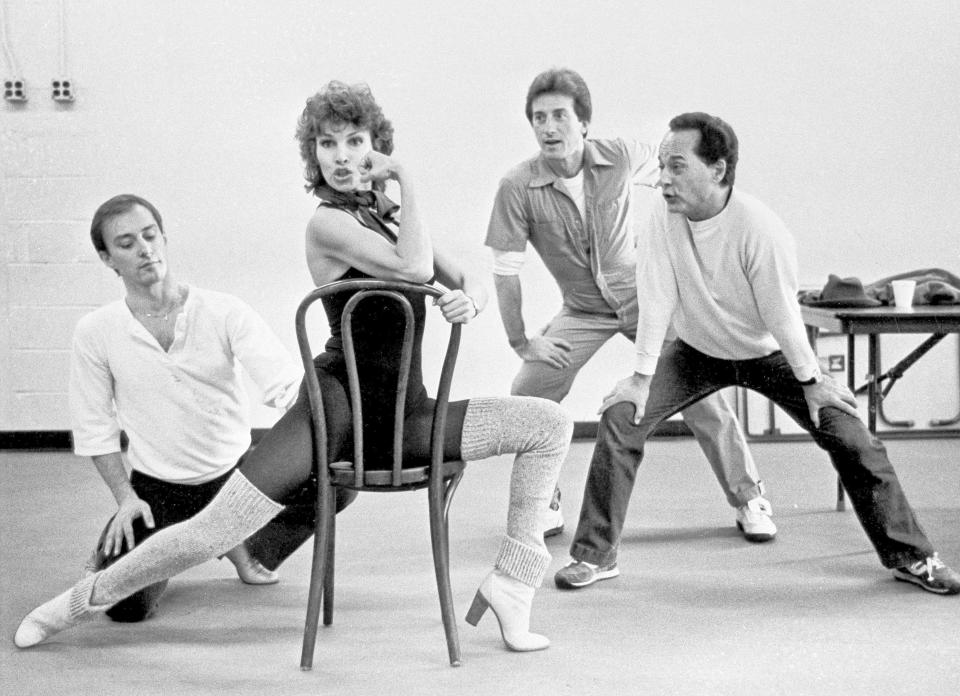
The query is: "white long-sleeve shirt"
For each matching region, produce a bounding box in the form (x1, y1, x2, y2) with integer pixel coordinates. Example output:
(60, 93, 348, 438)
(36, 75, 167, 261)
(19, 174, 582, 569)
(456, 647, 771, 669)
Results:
(634, 189, 820, 382)
(70, 287, 301, 484)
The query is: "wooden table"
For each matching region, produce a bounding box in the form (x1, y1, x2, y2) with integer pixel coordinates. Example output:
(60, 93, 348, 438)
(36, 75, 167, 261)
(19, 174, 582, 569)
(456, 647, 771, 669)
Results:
(801, 305, 960, 509)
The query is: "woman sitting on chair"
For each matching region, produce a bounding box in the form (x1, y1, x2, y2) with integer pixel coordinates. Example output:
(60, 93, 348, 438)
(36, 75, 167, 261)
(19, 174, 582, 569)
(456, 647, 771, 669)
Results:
(16, 81, 571, 653)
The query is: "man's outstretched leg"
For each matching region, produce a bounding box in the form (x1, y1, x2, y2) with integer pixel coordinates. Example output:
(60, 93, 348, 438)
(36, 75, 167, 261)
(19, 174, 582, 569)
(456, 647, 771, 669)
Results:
(555, 401, 657, 589)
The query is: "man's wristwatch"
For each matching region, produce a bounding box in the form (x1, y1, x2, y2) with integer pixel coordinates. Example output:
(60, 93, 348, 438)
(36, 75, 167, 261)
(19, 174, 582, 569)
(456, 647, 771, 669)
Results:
(798, 368, 823, 386)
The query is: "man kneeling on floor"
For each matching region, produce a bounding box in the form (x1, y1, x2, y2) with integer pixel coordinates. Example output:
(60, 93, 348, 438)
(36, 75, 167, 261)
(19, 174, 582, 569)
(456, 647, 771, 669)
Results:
(72, 194, 344, 621)
(554, 113, 960, 595)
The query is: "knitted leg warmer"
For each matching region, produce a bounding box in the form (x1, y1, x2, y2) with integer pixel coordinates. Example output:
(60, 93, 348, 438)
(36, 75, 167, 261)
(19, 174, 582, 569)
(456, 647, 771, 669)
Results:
(495, 536, 551, 588)
(90, 471, 283, 607)
(16, 472, 281, 649)
(14, 574, 102, 648)
(460, 396, 572, 586)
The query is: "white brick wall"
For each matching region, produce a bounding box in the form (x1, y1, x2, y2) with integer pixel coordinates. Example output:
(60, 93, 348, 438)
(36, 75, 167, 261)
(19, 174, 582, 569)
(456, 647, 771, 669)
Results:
(2, 108, 115, 429)
(2, 0, 959, 434)
(9, 305, 91, 349)
(20, 220, 95, 264)
(1, 148, 114, 427)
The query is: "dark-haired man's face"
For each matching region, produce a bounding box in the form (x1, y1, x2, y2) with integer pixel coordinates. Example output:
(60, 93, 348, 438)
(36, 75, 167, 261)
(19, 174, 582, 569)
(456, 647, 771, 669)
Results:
(99, 204, 168, 286)
(657, 129, 726, 221)
(530, 93, 587, 176)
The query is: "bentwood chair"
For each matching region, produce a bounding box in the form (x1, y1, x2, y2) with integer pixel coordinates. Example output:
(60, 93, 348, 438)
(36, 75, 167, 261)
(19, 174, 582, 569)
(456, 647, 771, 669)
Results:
(295, 279, 467, 671)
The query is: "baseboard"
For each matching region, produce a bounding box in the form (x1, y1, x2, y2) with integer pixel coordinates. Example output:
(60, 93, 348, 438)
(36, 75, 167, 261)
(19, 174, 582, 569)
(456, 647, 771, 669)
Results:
(572, 420, 692, 440)
(0, 430, 254, 452)
(1, 423, 695, 451)
(0, 431, 75, 451)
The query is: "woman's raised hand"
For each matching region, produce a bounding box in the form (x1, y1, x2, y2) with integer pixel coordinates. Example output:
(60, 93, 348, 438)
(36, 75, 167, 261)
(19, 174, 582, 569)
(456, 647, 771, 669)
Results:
(358, 151, 402, 184)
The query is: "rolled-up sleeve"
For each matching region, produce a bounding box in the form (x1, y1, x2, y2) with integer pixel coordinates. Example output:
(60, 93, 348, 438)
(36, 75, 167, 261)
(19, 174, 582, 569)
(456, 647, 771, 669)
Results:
(485, 178, 529, 252)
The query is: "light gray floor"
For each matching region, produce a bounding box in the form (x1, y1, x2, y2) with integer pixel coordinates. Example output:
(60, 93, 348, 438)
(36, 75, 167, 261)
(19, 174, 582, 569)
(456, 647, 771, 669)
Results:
(2, 437, 959, 695)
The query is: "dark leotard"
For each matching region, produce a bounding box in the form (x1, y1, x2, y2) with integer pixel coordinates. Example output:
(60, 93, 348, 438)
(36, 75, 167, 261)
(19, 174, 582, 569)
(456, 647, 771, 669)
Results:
(311, 203, 468, 469)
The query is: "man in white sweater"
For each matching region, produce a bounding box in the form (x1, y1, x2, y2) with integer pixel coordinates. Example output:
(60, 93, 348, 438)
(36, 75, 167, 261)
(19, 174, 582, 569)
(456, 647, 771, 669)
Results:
(554, 113, 959, 595)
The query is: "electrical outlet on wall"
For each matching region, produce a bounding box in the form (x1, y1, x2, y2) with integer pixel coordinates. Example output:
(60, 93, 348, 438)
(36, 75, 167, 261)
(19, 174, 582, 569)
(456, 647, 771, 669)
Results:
(51, 78, 74, 102)
(3, 77, 27, 102)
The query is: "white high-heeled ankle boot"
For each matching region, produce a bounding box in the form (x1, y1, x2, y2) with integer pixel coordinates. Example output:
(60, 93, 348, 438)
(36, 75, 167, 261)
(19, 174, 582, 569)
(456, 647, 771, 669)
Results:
(464, 569, 550, 652)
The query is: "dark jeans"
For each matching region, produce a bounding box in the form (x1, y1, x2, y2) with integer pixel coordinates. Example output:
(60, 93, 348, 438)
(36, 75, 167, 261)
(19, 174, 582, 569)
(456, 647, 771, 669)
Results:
(95, 466, 341, 622)
(570, 340, 934, 569)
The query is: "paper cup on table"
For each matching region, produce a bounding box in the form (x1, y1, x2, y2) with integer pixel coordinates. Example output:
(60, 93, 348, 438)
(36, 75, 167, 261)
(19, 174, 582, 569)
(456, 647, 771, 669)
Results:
(891, 280, 916, 308)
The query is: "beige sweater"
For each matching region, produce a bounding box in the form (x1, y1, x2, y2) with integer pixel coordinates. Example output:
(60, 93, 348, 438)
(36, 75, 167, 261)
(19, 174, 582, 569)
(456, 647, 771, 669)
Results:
(634, 189, 820, 382)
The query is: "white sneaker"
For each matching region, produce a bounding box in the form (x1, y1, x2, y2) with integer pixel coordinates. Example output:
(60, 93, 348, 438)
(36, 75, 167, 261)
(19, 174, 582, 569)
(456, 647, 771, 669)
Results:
(539, 487, 564, 539)
(736, 496, 777, 542)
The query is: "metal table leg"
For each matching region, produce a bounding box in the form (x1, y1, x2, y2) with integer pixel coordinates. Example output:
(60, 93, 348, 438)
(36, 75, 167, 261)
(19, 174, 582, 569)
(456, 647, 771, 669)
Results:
(930, 337, 960, 427)
(835, 334, 857, 511)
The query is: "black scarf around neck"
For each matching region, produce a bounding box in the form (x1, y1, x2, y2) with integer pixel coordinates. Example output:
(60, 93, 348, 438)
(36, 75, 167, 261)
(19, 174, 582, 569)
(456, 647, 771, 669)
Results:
(315, 186, 400, 241)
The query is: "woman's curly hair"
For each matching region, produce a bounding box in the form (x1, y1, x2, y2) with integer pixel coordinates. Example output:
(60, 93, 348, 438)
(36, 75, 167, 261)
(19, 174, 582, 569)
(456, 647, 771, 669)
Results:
(295, 81, 394, 195)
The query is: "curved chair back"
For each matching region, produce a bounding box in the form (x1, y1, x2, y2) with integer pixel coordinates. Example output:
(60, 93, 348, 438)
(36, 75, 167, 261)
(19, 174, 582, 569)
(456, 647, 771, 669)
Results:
(295, 279, 466, 670)
(295, 278, 462, 488)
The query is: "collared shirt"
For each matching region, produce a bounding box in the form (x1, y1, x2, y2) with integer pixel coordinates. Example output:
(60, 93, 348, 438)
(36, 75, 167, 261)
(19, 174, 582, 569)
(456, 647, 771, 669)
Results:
(485, 138, 659, 318)
(634, 190, 820, 382)
(70, 287, 301, 484)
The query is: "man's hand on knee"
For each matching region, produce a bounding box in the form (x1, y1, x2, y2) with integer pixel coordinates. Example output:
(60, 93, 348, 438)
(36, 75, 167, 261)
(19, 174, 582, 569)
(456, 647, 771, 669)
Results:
(599, 373, 651, 424)
(103, 497, 155, 557)
(803, 374, 859, 427)
(516, 335, 573, 368)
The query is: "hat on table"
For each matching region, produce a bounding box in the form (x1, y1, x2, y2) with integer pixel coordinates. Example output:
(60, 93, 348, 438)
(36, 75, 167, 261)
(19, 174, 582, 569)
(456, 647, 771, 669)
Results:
(805, 274, 882, 307)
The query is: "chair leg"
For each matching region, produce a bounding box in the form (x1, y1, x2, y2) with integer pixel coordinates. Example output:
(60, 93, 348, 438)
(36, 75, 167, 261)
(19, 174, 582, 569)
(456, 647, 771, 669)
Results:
(301, 484, 334, 671)
(322, 507, 336, 626)
(428, 482, 461, 667)
(442, 473, 463, 554)
(443, 471, 464, 520)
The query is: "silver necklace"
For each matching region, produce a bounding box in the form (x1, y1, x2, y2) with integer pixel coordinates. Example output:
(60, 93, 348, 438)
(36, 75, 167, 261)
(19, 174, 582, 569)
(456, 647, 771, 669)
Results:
(130, 288, 185, 321)
(138, 308, 176, 320)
